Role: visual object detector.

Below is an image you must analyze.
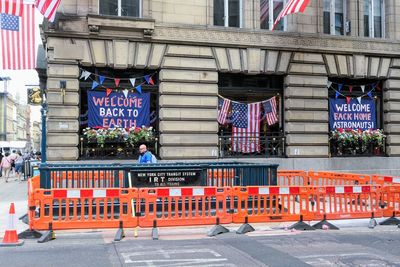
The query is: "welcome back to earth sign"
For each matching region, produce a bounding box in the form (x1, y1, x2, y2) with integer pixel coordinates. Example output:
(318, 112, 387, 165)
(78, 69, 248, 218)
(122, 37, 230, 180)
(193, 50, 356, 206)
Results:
(329, 98, 376, 130)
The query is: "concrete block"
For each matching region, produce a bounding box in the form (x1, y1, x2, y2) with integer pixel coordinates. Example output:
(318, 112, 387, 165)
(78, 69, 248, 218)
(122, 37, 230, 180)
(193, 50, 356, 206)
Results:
(286, 134, 328, 145)
(127, 42, 136, 68)
(47, 79, 79, 92)
(384, 91, 400, 101)
(166, 45, 213, 58)
(277, 52, 291, 73)
(54, 43, 83, 61)
(113, 40, 129, 69)
(227, 49, 241, 72)
(148, 44, 166, 69)
(285, 99, 327, 110)
(324, 54, 338, 76)
(47, 147, 79, 161)
(292, 53, 324, 63)
(91, 40, 107, 66)
(265, 50, 279, 73)
(336, 55, 348, 76)
(285, 87, 328, 98)
(47, 106, 79, 119)
(384, 124, 400, 134)
(159, 69, 218, 83)
(135, 43, 151, 68)
(392, 59, 400, 68)
(285, 110, 328, 122)
(286, 145, 329, 157)
(47, 120, 79, 132)
(388, 68, 400, 79)
(159, 82, 217, 95)
(285, 122, 328, 133)
(384, 102, 400, 112)
(47, 64, 79, 78)
(379, 58, 391, 78)
(160, 108, 217, 120)
(160, 146, 218, 159)
(162, 57, 217, 70)
(160, 134, 218, 145)
(386, 80, 400, 89)
(213, 48, 229, 72)
(48, 133, 79, 146)
(289, 63, 327, 75)
(247, 48, 260, 74)
(386, 135, 400, 145)
(386, 146, 400, 156)
(47, 91, 79, 105)
(73, 39, 92, 65)
(285, 75, 327, 87)
(160, 121, 218, 133)
(159, 95, 217, 108)
(385, 113, 400, 123)
(369, 57, 380, 77)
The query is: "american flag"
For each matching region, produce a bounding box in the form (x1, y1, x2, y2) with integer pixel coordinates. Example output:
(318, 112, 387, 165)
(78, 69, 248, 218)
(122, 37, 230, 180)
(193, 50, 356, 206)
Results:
(263, 96, 278, 126)
(260, 0, 284, 29)
(231, 102, 261, 153)
(0, 0, 23, 16)
(218, 98, 231, 125)
(35, 0, 61, 22)
(273, 0, 311, 30)
(0, 4, 35, 70)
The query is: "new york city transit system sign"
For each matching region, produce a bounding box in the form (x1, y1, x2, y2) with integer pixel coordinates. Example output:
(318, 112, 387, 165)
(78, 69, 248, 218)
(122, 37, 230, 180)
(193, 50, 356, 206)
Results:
(88, 91, 150, 128)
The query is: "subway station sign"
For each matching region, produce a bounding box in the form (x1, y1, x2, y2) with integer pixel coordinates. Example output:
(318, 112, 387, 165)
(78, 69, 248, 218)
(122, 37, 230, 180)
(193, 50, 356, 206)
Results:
(130, 169, 203, 187)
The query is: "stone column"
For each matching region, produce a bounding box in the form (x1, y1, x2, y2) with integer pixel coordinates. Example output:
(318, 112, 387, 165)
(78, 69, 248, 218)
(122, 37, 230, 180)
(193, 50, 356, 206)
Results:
(384, 59, 400, 156)
(284, 52, 329, 157)
(159, 45, 219, 159)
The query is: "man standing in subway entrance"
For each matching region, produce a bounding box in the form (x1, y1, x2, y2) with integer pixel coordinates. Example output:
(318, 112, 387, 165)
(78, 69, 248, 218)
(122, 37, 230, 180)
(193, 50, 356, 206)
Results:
(138, 144, 156, 164)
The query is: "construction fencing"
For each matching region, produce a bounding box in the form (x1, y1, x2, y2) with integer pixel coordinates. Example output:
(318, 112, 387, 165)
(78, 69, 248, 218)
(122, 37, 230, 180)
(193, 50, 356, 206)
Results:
(26, 169, 400, 231)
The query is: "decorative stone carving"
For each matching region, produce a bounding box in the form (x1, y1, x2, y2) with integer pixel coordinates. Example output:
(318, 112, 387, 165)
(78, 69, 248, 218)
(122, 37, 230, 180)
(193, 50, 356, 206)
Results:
(88, 25, 99, 33)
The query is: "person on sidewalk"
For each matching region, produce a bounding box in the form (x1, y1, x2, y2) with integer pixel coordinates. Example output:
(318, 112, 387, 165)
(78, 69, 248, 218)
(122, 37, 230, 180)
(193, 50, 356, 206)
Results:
(0, 152, 12, 182)
(137, 144, 157, 164)
(14, 151, 24, 182)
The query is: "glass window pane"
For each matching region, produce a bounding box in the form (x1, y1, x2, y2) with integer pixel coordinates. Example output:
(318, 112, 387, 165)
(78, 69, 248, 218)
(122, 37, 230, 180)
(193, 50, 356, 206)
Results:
(228, 0, 240, 27)
(214, 0, 225, 26)
(99, 0, 118, 16)
(121, 0, 140, 17)
(273, 0, 284, 31)
(335, 0, 343, 35)
(260, 0, 269, 29)
(373, 0, 382, 37)
(323, 0, 330, 34)
(364, 0, 370, 36)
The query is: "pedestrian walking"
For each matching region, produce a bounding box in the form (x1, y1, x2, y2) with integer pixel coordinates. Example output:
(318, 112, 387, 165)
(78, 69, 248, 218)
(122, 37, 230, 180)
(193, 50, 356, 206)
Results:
(138, 144, 157, 164)
(14, 151, 24, 182)
(1, 152, 13, 183)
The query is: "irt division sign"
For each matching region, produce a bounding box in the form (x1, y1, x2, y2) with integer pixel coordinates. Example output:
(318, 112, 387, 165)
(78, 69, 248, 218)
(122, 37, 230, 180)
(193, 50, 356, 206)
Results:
(329, 98, 376, 130)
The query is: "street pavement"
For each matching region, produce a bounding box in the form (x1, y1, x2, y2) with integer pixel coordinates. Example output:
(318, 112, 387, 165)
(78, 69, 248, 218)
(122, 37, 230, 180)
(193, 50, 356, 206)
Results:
(1, 176, 400, 266)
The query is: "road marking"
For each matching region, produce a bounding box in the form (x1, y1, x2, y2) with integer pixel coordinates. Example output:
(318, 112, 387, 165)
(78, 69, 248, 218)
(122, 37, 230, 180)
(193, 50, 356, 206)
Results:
(298, 252, 371, 259)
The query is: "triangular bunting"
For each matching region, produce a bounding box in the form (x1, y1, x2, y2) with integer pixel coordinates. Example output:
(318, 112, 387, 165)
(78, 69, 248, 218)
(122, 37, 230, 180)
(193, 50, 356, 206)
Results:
(99, 76, 105, 84)
(327, 81, 332, 88)
(361, 85, 365, 93)
(136, 85, 142, 94)
(91, 81, 99, 90)
(349, 85, 353, 93)
(338, 84, 343, 92)
(144, 75, 155, 85)
(335, 92, 339, 99)
(346, 97, 351, 104)
(80, 70, 91, 80)
(367, 91, 373, 99)
(375, 83, 381, 91)
(130, 78, 136, 87)
(114, 78, 120, 87)
(357, 97, 362, 104)
(106, 88, 112, 97)
(123, 89, 129, 98)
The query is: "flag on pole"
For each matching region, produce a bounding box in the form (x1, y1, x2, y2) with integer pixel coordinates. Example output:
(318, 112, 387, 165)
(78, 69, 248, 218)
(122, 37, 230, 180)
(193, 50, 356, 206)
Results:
(35, 0, 61, 22)
(272, 0, 311, 30)
(0, 0, 24, 16)
(217, 98, 231, 125)
(231, 102, 261, 153)
(0, 3, 35, 70)
(263, 96, 278, 126)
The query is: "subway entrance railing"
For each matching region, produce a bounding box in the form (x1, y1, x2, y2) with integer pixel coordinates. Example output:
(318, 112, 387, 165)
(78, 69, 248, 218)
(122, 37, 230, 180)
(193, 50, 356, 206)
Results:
(22, 163, 400, 242)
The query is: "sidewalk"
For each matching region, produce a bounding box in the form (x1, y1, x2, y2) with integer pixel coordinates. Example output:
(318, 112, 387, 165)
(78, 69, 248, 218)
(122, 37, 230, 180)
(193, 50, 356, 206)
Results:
(0, 174, 28, 235)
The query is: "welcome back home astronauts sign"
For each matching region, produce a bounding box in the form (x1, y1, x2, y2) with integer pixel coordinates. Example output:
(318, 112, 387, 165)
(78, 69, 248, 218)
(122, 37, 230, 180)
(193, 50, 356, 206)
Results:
(88, 91, 150, 128)
(329, 98, 376, 130)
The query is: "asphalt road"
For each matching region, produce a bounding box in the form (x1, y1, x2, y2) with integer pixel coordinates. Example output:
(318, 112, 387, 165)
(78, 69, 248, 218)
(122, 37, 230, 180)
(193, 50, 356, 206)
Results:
(1, 224, 400, 267)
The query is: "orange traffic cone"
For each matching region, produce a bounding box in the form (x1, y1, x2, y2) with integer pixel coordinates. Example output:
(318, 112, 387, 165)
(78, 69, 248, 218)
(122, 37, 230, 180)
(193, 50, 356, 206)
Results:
(0, 203, 24, 246)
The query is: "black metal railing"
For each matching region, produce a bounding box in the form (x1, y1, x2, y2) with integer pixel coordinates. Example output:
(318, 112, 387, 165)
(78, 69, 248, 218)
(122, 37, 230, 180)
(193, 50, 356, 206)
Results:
(218, 132, 286, 158)
(79, 136, 159, 160)
(329, 137, 387, 157)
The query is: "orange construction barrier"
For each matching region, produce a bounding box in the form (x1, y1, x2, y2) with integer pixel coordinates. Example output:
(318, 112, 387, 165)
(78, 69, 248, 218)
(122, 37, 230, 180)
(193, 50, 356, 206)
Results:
(50, 170, 124, 188)
(1, 203, 24, 246)
(31, 187, 138, 230)
(277, 170, 309, 186)
(207, 169, 236, 186)
(138, 187, 232, 227)
(380, 185, 400, 218)
(308, 171, 370, 186)
(371, 175, 400, 186)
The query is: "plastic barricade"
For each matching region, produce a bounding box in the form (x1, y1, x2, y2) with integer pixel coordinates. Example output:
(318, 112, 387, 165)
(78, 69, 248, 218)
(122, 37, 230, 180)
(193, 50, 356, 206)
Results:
(207, 169, 236, 186)
(310, 185, 383, 220)
(371, 175, 400, 186)
(138, 187, 232, 227)
(277, 170, 309, 186)
(380, 185, 400, 217)
(232, 186, 312, 223)
(308, 171, 370, 186)
(50, 170, 125, 188)
(31, 187, 138, 230)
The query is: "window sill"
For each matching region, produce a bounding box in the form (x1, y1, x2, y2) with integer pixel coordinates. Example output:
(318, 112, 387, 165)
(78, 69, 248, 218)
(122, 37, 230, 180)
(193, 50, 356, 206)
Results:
(87, 14, 155, 31)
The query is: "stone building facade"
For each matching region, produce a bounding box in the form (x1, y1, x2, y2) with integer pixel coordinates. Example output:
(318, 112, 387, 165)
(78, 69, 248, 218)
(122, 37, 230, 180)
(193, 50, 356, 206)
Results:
(39, 0, 400, 169)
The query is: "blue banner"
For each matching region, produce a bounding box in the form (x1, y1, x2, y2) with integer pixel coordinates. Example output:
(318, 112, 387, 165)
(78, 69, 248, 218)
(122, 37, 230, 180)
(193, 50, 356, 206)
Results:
(88, 91, 150, 128)
(329, 98, 376, 130)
